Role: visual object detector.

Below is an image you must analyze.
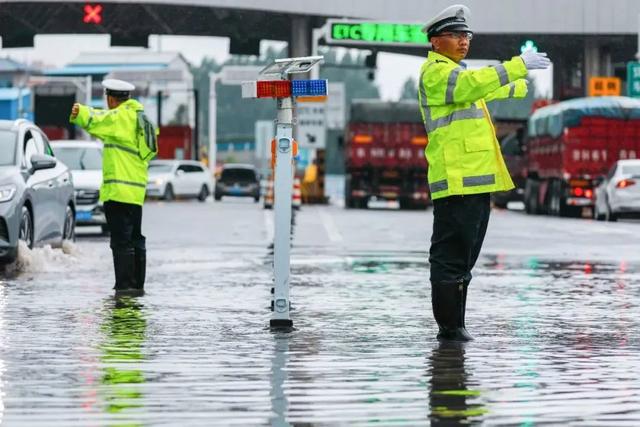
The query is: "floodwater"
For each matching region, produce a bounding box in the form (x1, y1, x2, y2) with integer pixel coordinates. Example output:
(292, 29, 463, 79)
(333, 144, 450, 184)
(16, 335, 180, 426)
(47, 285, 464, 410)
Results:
(0, 217, 639, 425)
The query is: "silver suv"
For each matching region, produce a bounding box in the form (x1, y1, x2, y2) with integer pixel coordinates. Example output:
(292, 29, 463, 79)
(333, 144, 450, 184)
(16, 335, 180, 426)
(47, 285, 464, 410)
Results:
(0, 119, 75, 264)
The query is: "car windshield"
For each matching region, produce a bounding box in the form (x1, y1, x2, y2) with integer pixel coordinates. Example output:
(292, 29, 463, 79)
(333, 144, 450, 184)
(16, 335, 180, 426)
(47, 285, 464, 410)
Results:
(0, 130, 17, 166)
(148, 163, 174, 173)
(54, 146, 102, 170)
(622, 165, 640, 176)
(221, 168, 256, 182)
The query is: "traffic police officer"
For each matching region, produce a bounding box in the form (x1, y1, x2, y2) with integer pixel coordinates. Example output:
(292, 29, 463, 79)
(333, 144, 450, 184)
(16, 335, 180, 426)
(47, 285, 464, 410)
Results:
(419, 5, 550, 340)
(70, 79, 158, 295)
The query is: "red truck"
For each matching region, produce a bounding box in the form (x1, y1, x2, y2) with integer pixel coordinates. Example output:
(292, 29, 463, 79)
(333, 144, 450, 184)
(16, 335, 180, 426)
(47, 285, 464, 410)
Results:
(345, 100, 429, 209)
(156, 125, 193, 160)
(524, 96, 640, 217)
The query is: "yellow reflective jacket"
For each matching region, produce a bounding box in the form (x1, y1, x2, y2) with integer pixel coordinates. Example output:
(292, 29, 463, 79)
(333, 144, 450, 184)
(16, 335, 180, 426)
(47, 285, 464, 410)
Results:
(70, 99, 158, 206)
(418, 51, 528, 200)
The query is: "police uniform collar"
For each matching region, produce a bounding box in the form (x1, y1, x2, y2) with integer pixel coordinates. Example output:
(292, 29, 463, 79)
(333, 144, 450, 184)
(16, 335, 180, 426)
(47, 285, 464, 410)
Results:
(428, 51, 459, 67)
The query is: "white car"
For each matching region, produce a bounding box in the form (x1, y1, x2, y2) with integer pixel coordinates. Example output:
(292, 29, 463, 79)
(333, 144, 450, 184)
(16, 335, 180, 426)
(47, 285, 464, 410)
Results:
(594, 159, 640, 221)
(50, 140, 108, 234)
(147, 159, 213, 201)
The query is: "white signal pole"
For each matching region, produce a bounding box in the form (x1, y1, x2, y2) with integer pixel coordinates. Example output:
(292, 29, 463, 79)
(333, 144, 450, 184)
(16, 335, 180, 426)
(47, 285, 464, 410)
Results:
(245, 56, 324, 329)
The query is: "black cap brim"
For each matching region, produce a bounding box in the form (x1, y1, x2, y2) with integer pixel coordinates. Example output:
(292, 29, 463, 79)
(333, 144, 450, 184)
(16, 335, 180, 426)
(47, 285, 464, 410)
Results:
(427, 19, 472, 37)
(105, 89, 131, 98)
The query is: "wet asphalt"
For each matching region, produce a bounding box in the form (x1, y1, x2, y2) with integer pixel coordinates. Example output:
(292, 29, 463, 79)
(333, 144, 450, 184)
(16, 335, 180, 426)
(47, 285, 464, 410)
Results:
(0, 198, 639, 426)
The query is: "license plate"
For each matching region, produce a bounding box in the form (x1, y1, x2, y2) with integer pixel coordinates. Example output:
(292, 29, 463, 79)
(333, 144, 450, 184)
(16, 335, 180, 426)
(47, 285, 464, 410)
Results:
(230, 188, 244, 195)
(76, 211, 92, 221)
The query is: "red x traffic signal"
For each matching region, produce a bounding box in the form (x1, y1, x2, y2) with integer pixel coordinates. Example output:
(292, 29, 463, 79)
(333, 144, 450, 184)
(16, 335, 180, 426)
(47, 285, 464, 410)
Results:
(83, 4, 103, 24)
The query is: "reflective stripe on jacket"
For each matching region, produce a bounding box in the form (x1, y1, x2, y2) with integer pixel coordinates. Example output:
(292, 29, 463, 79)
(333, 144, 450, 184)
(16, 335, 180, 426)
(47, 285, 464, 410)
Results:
(70, 99, 158, 206)
(418, 51, 528, 200)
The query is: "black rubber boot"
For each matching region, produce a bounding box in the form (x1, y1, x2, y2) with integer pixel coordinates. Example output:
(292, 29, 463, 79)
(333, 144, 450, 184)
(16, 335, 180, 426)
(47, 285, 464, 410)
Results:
(112, 249, 139, 295)
(134, 248, 146, 291)
(431, 280, 473, 341)
(461, 279, 470, 330)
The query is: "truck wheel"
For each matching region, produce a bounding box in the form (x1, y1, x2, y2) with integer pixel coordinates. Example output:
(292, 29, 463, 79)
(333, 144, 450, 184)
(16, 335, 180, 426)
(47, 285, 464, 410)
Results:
(524, 179, 539, 215)
(345, 196, 353, 209)
(399, 198, 412, 210)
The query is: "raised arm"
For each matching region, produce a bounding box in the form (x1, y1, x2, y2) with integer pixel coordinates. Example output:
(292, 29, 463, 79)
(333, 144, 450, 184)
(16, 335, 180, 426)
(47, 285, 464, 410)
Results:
(484, 79, 528, 103)
(70, 103, 122, 141)
(421, 56, 528, 106)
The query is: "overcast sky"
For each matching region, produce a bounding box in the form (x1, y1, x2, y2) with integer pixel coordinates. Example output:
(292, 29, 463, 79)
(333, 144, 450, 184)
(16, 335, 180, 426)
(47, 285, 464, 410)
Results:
(0, 34, 551, 99)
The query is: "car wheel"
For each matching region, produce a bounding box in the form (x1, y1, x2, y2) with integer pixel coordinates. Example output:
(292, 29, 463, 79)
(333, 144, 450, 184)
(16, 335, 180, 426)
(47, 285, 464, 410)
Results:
(63, 205, 76, 242)
(606, 201, 618, 222)
(594, 200, 605, 221)
(214, 193, 222, 201)
(198, 185, 209, 202)
(19, 206, 34, 249)
(163, 184, 175, 201)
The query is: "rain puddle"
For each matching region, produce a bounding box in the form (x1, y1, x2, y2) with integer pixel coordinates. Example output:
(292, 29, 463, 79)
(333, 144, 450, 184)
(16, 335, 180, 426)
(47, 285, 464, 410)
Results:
(0, 243, 638, 425)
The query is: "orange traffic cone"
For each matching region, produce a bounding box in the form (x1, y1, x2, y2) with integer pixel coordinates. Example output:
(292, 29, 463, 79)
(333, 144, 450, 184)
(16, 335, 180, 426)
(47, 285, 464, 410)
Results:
(292, 177, 302, 210)
(264, 177, 274, 209)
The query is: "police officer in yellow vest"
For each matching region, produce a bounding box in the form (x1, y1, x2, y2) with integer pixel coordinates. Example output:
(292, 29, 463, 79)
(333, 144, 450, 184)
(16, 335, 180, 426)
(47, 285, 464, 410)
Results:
(419, 5, 550, 340)
(70, 79, 158, 295)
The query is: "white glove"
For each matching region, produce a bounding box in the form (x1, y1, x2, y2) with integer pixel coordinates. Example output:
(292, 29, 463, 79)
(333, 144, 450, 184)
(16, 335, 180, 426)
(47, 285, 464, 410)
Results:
(520, 50, 551, 70)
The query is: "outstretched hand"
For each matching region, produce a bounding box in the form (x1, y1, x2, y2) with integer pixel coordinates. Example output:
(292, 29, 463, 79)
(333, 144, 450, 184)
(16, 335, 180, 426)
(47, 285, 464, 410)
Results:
(520, 50, 551, 71)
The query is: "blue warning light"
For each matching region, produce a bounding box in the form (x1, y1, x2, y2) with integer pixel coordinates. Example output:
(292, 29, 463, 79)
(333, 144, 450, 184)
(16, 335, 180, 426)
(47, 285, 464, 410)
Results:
(291, 79, 328, 97)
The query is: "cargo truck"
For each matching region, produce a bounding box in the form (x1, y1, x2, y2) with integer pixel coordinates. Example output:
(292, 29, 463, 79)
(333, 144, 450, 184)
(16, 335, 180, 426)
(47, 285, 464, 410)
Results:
(345, 100, 429, 209)
(524, 96, 640, 217)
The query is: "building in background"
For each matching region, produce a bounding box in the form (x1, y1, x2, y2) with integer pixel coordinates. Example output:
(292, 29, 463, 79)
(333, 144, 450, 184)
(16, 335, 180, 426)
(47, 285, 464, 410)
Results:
(0, 57, 34, 120)
(38, 51, 196, 158)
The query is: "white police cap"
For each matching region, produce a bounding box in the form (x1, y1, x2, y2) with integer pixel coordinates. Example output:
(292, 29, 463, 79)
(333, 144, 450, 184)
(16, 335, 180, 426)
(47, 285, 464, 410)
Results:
(101, 78, 135, 96)
(422, 4, 472, 37)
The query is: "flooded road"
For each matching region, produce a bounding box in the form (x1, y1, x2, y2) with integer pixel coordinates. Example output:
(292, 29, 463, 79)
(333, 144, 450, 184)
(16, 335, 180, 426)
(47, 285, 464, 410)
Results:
(1, 200, 639, 426)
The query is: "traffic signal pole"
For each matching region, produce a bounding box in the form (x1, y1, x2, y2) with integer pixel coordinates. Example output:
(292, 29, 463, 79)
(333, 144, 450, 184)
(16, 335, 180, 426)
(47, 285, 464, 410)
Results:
(241, 56, 325, 329)
(271, 96, 295, 328)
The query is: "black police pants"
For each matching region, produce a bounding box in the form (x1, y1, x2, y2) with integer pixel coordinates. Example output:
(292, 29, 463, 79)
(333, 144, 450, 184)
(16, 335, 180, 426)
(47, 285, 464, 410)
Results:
(104, 201, 146, 252)
(104, 201, 146, 290)
(429, 193, 490, 284)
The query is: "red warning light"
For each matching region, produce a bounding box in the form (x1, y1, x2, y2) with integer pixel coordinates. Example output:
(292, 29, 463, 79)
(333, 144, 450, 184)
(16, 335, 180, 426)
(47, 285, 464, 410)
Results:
(83, 4, 103, 24)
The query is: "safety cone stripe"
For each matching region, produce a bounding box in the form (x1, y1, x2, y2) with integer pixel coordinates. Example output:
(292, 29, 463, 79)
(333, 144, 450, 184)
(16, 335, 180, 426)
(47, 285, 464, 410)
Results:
(292, 178, 302, 208)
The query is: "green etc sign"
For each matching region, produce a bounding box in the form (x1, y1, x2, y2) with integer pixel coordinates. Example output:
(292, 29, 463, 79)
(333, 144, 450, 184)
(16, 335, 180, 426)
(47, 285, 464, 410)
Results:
(627, 62, 640, 98)
(326, 19, 429, 47)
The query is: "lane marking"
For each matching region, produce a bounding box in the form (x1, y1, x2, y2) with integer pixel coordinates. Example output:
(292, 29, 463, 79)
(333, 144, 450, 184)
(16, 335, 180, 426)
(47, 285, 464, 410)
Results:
(318, 207, 343, 243)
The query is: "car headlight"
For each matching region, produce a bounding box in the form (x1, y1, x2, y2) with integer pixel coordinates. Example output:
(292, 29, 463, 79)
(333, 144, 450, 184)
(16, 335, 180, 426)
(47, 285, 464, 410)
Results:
(0, 185, 16, 203)
(154, 178, 165, 186)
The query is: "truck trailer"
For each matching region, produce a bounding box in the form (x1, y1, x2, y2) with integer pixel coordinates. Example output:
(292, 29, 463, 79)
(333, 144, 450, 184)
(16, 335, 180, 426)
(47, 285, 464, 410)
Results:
(524, 96, 640, 217)
(345, 100, 429, 210)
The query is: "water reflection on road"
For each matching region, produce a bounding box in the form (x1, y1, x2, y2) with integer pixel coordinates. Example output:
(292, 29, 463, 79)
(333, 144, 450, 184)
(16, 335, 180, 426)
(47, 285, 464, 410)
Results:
(99, 296, 147, 425)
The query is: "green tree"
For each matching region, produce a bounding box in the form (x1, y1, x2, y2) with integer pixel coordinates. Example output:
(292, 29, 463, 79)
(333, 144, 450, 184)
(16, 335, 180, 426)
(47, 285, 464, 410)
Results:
(168, 103, 188, 125)
(399, 77, 418, 100)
